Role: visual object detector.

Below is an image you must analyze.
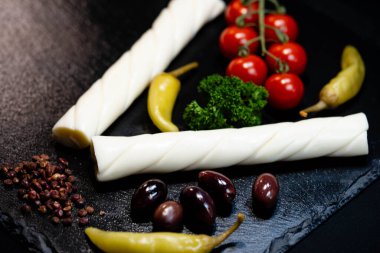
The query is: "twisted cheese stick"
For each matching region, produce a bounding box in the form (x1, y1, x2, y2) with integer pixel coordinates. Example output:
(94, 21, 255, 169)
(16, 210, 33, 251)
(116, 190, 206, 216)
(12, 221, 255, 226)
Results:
(52, 0, 225, 149)
(92, 113, 369, 181)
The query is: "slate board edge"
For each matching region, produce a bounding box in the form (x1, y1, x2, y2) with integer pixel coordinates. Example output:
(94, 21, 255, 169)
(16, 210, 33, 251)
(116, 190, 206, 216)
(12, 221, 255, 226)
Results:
(266, 158, 380, 253)
(0, 211, 56, 253)
(0, 159, 378, 253)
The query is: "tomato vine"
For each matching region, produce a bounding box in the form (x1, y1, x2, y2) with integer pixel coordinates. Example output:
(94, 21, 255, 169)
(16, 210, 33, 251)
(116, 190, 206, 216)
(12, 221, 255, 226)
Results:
(221, 0, 307, 110)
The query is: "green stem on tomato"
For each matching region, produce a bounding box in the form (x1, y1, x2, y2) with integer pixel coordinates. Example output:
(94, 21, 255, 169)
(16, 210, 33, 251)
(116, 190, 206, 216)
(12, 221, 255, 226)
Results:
(266, 50, 289, 73)
(236, 0, 259, 27)
(257, 0, 288, 73)
(241, 0, 258, 5)
(258, 0, 267, 56)
(267, 0, 286, 13)
(264, 24, 289, 43)
(238, 37, 261, 57)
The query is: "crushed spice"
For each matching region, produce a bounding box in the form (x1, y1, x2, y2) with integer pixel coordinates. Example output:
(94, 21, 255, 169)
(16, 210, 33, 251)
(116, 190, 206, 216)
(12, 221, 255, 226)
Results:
(1, 154, 94, 226)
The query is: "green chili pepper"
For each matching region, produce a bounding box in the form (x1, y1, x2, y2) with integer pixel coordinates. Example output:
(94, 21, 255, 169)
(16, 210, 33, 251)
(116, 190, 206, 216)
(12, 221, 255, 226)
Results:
(85, 213, 244, 253)
(300, 45, 365, 117)
(147, 62, 198, 132)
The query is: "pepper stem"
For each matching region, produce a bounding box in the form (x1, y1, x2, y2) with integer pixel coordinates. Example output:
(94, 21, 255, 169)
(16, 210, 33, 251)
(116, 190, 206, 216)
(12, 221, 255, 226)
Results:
(168, 62, 199, 77)
(210, 213, 245, 247)
(299, 100, 328, 118)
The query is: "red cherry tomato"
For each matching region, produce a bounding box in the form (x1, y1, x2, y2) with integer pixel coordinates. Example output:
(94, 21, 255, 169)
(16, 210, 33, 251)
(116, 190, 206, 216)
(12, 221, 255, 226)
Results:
(225, 0, 259, 26)
(226, 55, 268, 86)
(264, 73, 304, 109)
(264, 14, 299, 43)
(265, 42, 307, 75)
(219, 26, 259, 59)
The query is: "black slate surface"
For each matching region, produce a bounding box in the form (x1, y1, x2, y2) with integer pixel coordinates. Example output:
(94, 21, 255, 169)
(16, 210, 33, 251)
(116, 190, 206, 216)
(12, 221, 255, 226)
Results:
(1, 0, 379, 253)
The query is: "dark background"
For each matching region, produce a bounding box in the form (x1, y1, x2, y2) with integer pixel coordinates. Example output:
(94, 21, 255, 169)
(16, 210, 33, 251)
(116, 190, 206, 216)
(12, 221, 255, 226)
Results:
(1, 0, 380, 252)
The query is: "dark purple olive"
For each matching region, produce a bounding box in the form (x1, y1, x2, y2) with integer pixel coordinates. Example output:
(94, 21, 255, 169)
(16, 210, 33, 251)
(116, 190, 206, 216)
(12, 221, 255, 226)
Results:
(252, 173, 279, 216)
(130, 179, 167, 221)
(198, 170, 236, 216)
(180, 185, 216, 234)
(153, 201, 183, 232)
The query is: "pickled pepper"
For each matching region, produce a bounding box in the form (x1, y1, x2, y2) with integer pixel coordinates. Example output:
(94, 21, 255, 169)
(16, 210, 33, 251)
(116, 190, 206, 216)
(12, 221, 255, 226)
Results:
(85, 213, 244, 253)
(299, 45, 365, 117)
(148, 62, 198, 132)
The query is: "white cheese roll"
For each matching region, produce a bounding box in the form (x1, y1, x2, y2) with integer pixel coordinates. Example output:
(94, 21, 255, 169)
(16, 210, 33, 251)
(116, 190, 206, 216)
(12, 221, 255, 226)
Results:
(92, 113, 369, 181)
(52, 0, 225, 149)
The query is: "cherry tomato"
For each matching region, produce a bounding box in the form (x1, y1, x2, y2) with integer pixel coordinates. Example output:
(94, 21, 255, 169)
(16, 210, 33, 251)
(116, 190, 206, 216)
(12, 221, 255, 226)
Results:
(219, 26, 259, 59)
(226, 55, 268, 86)
(264, 73, 304, 109)
(265, 42, 307, 75)
(225, 0, 259, 26)
(264, 14, 299, 43)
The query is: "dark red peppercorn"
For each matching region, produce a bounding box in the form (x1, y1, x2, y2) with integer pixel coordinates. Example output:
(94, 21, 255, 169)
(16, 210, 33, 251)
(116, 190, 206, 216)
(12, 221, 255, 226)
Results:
(61, 217, 73, 226)
(3, 179, 13, 187)
(38, 205, 47, 214)
(58, 157, 69, 166)
(51, 173, 62, 181)
(63, 210, 72, 218)
(50, 180, 59, 189)
(50, 190, 60, 199)
(7, 170, 16, 178)
(64, 200, 73, 208)
(52, 201, 61, 210)
(28, 190, 38, 200)
(32, 180, 42, 192)
(79, 217, 89, 226)
(20, 178, 30, 188)
(51, 216, 60, 224)
(77, 209, 88, 217)
(39, 190, 50, 200)
(12, 177, 20, 185)
(21, 204, 32, 214)
(33, 200, 42, 207)
(54, 209, 64, 218)
(85, 206, 95, 215)
(18, 189, 27, 199)
(64, 169, 73, 175)
(71, 193, 81, 202)
(1, 165, 9, 175)
(45, 199, 54, 211)
(67, 175, 76, 183)
(76, 197, 85, 206)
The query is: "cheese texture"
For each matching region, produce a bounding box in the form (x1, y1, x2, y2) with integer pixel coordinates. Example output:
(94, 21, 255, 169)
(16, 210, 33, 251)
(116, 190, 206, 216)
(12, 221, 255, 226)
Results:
(52, 0, 226, 149)
(92, 113, 369, 181)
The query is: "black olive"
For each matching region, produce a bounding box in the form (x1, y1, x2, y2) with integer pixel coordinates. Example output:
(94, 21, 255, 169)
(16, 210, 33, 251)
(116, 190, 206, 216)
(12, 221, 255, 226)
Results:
(130, 179, 167, 222)
(198, 170, 236, 216)
(153, 200, 183, 232)
(252, 173, 279, 217)
(180, 185, 216, 234)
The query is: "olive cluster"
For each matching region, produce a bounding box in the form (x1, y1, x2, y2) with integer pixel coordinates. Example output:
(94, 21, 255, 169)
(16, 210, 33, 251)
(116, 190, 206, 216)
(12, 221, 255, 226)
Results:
(130, 170, 236, 234)
(130, 170, 280, 235)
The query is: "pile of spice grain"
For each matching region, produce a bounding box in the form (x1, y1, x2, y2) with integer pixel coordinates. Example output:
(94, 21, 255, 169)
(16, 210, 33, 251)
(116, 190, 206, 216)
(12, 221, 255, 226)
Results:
(1, 154, 95, 226)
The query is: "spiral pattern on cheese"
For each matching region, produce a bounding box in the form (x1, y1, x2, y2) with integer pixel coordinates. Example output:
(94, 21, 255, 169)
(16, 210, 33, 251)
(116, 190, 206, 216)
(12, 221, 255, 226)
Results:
(92, 113, 369, 181)
(52, 0, 225, 149)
